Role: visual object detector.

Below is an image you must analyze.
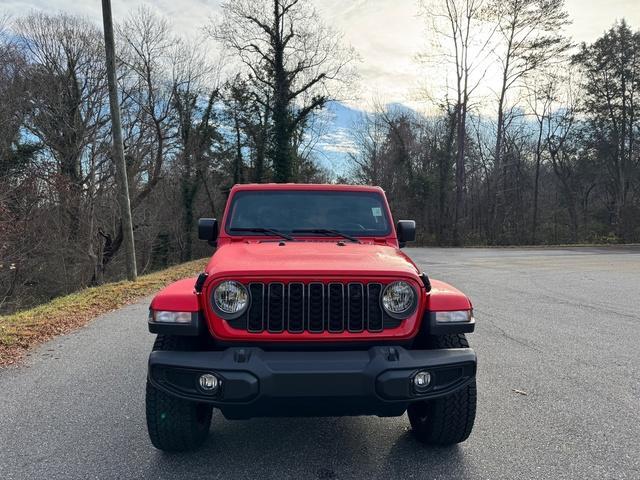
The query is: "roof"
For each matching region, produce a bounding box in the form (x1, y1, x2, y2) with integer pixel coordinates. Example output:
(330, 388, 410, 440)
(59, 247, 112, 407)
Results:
(230, 183, 384, 193)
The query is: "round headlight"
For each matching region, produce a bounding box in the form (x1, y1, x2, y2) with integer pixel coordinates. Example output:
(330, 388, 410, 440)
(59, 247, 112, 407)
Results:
(381, 281, 416, 319)
(212, 281, 249, 319)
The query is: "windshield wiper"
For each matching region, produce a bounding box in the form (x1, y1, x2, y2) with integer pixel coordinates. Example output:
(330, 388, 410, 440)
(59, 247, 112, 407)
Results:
(230, 227, 295, 241)
(292, 228, 361, 243)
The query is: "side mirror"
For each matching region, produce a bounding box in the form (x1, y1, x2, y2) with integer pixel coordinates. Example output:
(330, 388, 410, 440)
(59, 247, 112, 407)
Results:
(396, 220, 416, 248)
(198, 218, 219, 246)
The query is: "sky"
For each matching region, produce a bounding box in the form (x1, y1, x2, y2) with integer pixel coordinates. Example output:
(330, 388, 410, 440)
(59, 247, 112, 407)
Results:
(1, 0, 639, 109)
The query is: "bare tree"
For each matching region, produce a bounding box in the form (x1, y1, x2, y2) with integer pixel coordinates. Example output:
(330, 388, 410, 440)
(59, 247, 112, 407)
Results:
(0, 16, 26, 162)
(118, 8, 176, 206)
(172, 41, 222, 261)
(209, 0, 357, 182)
(544, 77, 580, 241)
(348, 107, 392, 187)
(220, 75, 272, 182)
(525, 69, 557, 243)
(0, 18, 33, 312)
(16, 13, 109, 241)
(420, 0, 495, 244)
(87, 7, 181, 280)
(484, 0, 571, 237)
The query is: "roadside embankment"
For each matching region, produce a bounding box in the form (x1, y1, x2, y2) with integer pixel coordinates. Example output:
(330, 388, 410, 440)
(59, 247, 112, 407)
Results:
(0, 258, 207, 366)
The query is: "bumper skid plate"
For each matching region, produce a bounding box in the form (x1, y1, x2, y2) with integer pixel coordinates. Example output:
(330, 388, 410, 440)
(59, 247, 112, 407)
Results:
(148, 346, 476, 419)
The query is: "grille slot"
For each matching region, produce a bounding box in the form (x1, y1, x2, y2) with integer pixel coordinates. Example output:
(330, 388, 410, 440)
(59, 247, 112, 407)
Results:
(328, 283, 345, 332)
(308, 283, 324, 332)
(247, 283, 265, 332)
(348, 283, 365, 332)
(367, 283, 383, 331)
(288, 283, 305, 333)
(233, 281, 404, 334)
(267, 283, 285, 332)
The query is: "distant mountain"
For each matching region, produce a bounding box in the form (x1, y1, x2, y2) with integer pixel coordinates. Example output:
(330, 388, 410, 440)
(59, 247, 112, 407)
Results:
(324, 101, 365, 129)
(311, 101, 425, 177)
(385, 102, 421, 117)
(312, 101, 364, 177)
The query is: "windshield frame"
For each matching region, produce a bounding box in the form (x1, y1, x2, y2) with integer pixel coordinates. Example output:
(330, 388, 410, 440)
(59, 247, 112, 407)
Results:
(223, 189, 393, 238)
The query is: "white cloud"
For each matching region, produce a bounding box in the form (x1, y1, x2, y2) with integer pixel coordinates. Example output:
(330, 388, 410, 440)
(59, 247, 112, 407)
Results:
(2, 0, 639, 109)
(565, 0, 640, 43)
(1, 0, 222, 37)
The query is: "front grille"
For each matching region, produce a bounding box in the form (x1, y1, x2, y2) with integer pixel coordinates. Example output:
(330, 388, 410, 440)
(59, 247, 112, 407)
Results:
(227, 282, 403, 333)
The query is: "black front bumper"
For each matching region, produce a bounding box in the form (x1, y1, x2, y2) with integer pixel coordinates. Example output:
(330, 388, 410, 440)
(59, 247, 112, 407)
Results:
(148, 346, 476, 419)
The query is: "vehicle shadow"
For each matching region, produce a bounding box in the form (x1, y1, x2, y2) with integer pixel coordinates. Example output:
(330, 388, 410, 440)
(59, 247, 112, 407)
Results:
(141, 413, 473, 480)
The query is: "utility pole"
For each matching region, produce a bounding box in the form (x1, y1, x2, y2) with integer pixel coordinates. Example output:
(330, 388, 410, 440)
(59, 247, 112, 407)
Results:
(101, 0, 137, 281)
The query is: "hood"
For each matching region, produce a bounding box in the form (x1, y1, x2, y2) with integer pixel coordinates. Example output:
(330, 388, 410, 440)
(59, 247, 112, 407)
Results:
(206, 241, 420, 278)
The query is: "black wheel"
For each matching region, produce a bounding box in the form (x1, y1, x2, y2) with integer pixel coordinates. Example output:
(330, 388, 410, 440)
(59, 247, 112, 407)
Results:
(146, 335, 213, 452)
(407, 334, 477, 445)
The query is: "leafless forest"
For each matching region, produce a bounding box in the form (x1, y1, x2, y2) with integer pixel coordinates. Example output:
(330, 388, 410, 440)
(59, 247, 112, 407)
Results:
(1, 0, 639, 313)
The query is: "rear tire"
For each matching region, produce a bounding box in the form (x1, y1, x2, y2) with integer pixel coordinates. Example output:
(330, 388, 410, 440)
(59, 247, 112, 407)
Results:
(407, 333, 477, 445)
(146, 335, 213, 452)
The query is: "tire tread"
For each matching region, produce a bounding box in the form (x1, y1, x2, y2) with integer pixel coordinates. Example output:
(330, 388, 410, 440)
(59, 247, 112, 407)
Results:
(408, 333, 477, 445)
(146, 335, 212, 452)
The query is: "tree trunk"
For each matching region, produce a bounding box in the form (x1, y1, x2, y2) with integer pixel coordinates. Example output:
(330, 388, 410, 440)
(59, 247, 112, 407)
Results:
(60, 152, 83, 241)
(182, 192, 195, 262)
(453, 101, 467, 246)
(492, 19, 515, 244)
(233, 112, 243, 184)
(253, 101, 269, 182)
(567, 195, 578, 243)
(271, 0, 292, 183)
(531, 121, 544, 244)
(181, 177, 198, 262)
(438, 110, 457, 245)
(91, 223, 123, 285)
(492, 97, 506, 243)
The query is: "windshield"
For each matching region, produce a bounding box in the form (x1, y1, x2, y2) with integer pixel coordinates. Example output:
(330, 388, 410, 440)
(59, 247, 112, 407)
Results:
(226, 190, 391, 237)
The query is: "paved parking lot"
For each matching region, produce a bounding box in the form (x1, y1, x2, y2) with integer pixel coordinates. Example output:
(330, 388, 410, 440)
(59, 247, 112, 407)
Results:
(1, 247, 639, 479)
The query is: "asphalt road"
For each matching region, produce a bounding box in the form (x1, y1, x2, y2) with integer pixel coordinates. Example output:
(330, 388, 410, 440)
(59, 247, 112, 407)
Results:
(1, 247, 639, 480)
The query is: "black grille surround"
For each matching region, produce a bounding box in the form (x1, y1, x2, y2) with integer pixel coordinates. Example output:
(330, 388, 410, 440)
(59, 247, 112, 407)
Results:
(225, 281, 405, 333)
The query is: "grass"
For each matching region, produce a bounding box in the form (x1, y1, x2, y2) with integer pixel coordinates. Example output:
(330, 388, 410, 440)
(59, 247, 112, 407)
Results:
(0, 258, 208, 367)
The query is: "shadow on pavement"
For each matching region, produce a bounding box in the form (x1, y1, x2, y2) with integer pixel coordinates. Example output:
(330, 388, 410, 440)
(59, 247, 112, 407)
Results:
(140, 414, 471, 479)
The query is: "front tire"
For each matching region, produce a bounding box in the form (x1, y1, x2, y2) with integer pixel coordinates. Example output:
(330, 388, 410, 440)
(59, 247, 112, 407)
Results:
(407, 333, 477, 445)
(146, 335, 213, 452)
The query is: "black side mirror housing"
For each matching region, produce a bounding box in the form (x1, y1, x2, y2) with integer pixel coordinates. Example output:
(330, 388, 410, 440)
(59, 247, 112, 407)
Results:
(396, 220, 416, 248)
(198, 218, 219, 246)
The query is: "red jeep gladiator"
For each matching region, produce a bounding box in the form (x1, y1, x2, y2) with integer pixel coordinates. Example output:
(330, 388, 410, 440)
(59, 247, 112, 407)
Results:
(146, 184, 476, 451)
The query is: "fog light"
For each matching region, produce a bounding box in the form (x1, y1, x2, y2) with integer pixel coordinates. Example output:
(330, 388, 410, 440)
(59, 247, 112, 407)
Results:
(413, 371, 431, 393)
(198, 373, 220, 392)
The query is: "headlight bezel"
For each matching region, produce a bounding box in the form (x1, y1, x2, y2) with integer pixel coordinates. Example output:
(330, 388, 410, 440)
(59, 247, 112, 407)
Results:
(211, 280, 250, 319)
(380, 280, 418, 320)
